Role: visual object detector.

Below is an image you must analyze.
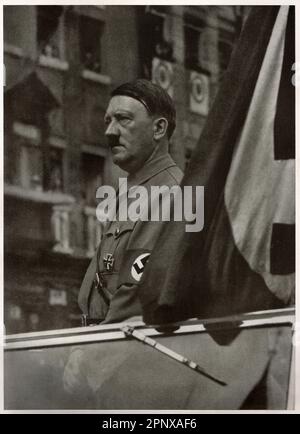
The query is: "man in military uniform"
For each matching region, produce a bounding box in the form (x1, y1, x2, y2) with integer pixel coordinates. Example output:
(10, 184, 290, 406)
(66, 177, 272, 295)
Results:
(78, 79, 183, 325)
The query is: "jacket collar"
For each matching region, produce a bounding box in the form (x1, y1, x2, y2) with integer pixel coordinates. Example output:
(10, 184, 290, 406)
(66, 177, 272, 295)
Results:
(104, 153, 177, 229)
(127, 153, 177, 189)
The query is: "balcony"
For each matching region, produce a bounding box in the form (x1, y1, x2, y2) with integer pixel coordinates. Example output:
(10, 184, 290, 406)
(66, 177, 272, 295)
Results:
(4, 184, 102, 259)
(52, 204, 103, 258)
(4, 184, 74, 205)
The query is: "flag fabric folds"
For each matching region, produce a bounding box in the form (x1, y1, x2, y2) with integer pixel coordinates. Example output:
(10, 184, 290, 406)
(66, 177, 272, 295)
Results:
(139, 6, 295, 325)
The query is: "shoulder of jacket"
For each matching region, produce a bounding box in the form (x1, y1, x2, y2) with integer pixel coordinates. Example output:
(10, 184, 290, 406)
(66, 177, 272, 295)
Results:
(165, 165, 184, 185)
(147, 165, 183, 187)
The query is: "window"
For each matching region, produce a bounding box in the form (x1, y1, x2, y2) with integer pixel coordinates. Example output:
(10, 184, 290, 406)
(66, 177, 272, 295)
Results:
(17, 138, 43, 190)
(139, 6, 173, 79)
(146, 6, 173, 61)
(37, 6, 65, 59)
(184, 13, 205, 72)
(217, 7, 249, 75)
(49, 148, 64, 193)
(218, 28, 235, 73)
(79, 15, 104, 73)
(12, 126, 65, 192)
(81, 153, 104, 207)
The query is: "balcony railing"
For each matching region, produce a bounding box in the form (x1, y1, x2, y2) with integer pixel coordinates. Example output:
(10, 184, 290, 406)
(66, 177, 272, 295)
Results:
(52, 204, 74, 255)
(52, 205, 103, 257)
(4, 184, 102, 258)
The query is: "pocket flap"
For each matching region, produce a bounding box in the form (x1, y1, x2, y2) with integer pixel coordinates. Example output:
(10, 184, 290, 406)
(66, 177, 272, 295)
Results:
(105, 219, 136, 238)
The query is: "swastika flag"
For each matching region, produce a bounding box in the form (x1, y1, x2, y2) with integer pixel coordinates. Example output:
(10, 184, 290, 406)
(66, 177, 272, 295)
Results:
(140, 6, 295, 325)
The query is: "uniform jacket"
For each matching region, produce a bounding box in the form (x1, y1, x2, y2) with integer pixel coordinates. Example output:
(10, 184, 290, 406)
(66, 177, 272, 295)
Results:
(78, 153, 183, 324)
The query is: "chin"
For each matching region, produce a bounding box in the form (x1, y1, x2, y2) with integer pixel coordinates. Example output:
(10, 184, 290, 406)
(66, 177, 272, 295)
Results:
(112, 157, 128, 171)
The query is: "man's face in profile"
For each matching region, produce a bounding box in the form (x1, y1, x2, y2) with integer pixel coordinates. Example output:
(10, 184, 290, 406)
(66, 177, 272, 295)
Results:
(104, 95, 156, 174)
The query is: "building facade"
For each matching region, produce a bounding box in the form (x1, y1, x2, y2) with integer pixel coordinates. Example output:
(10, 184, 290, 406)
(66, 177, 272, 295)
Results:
(4, 5, 249, 333)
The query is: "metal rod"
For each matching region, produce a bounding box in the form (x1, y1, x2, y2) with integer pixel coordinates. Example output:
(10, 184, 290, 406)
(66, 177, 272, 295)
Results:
(121, 325, 227, 387)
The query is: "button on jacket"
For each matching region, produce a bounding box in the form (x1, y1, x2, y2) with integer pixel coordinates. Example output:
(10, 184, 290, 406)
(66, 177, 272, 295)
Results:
(78, 153, 183, 324)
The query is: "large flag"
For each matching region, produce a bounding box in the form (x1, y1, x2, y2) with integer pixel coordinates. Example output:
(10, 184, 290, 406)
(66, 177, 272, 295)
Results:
(139, 6, 295, 325)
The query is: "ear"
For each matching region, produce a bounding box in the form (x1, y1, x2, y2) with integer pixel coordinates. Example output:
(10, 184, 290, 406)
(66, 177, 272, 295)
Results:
(153, 117, 168, 141)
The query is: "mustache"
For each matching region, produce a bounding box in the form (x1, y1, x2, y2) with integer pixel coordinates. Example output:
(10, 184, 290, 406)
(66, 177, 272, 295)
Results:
(107, 135, 121, 148)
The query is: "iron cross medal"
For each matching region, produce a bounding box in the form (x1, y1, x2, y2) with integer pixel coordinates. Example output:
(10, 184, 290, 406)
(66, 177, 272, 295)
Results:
(103, 254, 115, 271)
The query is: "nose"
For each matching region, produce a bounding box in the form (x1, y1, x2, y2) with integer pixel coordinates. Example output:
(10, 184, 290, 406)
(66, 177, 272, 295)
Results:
(105, 119, 119, 137)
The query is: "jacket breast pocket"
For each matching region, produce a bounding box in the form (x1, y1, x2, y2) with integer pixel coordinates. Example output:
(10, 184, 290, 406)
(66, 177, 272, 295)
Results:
(105, 220, 137, 241)
(101, 220, 137, 274)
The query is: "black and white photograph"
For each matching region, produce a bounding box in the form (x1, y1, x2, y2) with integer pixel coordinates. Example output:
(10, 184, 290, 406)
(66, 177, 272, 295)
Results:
(1, 2, 296, 413)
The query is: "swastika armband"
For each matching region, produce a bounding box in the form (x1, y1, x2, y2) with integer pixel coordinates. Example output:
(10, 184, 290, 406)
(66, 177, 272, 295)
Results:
(118, 249, 151, 286)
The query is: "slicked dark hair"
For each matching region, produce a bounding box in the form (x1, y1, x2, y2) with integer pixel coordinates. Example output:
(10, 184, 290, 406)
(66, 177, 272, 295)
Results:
(111, 79, 176, 139)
